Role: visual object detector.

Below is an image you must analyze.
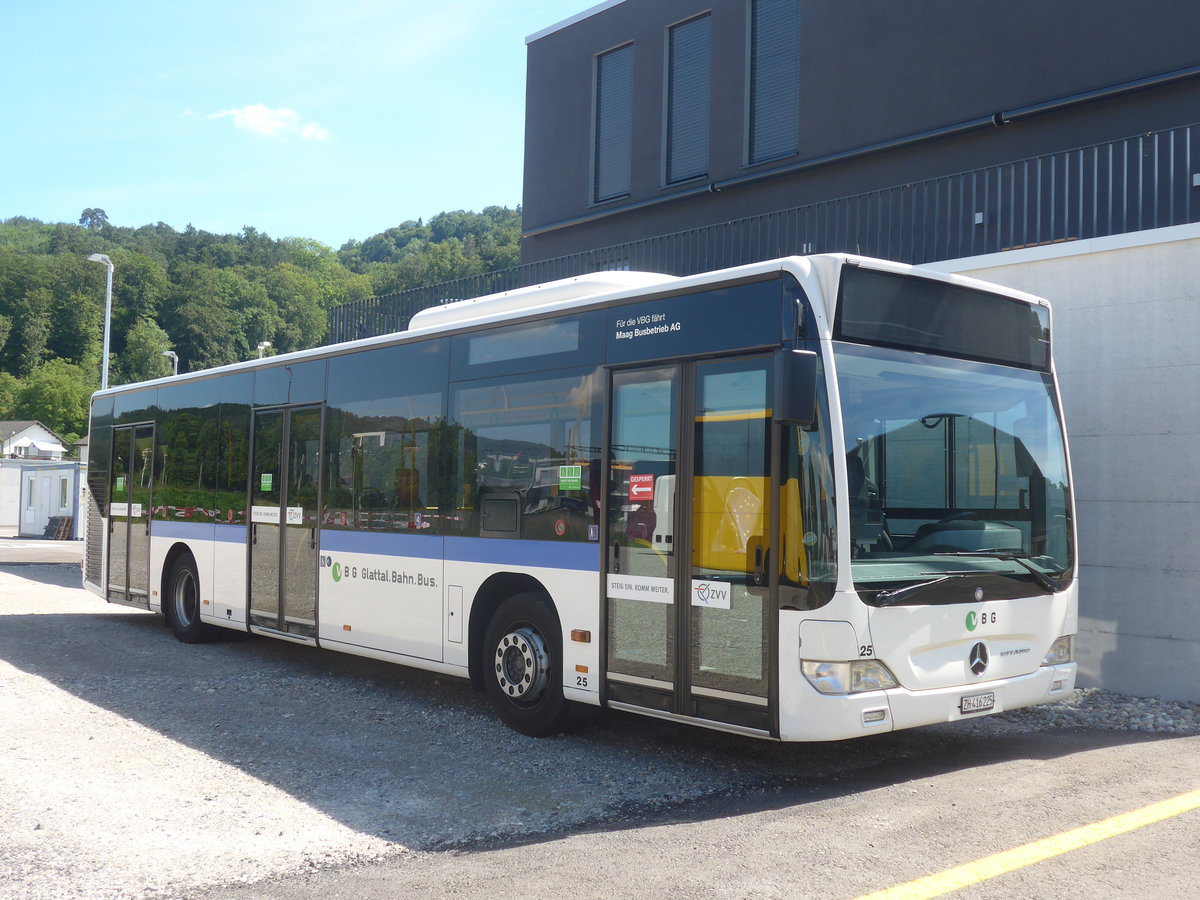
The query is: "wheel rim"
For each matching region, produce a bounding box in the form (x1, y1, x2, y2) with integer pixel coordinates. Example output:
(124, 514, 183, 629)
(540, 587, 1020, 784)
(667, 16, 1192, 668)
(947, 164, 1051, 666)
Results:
(173, 567, 197, 628)
(493, 626, 550, 704)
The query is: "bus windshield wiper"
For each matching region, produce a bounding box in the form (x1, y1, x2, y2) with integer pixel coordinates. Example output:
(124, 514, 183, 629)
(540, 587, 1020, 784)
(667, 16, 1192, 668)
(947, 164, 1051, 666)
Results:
(873, 573, 968, 606)
(933, 551, 1066, 593)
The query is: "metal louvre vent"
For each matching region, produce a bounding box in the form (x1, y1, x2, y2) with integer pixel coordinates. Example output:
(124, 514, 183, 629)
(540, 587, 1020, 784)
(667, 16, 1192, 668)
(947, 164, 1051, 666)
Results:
(85, 476, 104, 585)
(666, 14, 711, 184)
(749, 0, 800, 164)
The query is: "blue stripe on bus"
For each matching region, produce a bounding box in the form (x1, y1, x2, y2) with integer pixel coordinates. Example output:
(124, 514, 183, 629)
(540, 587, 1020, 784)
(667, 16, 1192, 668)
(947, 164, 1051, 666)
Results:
(153, 520, 246, 543)
(444, 536, 600, 571)
(153, 520, 215, 540)
(214, 523, 246, 543)
(323, 531, 600, 571)
(320, 529, 445, 560)
(153, 521, 601, 571)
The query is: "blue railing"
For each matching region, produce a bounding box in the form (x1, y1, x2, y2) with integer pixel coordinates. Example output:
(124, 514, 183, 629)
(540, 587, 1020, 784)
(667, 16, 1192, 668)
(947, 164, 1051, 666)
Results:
(328, 121, 1200, 342)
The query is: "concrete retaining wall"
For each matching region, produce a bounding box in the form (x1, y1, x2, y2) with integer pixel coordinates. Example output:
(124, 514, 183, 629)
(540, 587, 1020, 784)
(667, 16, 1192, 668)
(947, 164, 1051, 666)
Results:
(930, 224, 1200, 702)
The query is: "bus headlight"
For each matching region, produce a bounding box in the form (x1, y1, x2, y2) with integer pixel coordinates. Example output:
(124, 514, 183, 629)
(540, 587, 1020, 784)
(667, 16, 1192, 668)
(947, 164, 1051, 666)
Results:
(1042, 635, 1074, 666)
(802, 659, 899, 695)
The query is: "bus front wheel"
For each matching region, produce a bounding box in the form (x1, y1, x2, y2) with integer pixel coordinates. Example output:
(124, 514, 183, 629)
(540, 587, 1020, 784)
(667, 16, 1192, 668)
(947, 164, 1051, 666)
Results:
(165, 554, 221, 644)
(483, 593, 573, 736)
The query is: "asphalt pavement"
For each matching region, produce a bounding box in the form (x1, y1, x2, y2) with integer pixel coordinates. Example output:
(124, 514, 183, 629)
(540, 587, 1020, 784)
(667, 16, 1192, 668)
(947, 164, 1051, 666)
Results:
(0, 526, 83, 565)
(2, 551, 1197, 899)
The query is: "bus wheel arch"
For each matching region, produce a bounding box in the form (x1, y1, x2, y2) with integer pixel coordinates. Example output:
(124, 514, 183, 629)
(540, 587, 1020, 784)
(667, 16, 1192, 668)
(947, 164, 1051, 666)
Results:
(467, 573, 549, 690)
(162, 546, 221, 644)
(469, 574, 573, 736)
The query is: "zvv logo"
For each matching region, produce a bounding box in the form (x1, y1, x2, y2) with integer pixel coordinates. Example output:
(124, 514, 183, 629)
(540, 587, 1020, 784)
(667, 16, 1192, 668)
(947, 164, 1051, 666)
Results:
(692, 581, 732, 608)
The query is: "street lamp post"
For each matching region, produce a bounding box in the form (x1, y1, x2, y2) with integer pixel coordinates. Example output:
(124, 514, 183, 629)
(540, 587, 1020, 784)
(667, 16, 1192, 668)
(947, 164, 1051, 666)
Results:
(86, 253, 114, 389)
(257, 341, 272, 359)
(161, 350, 179, 376)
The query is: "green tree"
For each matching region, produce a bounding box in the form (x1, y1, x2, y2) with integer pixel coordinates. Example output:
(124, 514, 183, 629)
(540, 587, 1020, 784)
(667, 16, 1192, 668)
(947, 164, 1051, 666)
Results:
(47, 291, 100, 368)
(109, 250, 170, 356)
(162, 263, 242, 371)
(116, 318, 174, 385)
(15, 287, 53, 375)
(0, 205, 524, 392)
(0, 249, 53, 373)
(262, 262, 326, 352)
(13, 359, 93, 440)
(0, 314, 12, 360)
(79, 208, 110, 230)
(282, 237, 373, 308)
(0, 372, 20, 419)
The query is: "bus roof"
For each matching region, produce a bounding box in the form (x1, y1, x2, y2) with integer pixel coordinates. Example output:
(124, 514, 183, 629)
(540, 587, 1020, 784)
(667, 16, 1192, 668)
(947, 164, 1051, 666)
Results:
(406, 270, 677, 332)
(90, 254, 1049, 399)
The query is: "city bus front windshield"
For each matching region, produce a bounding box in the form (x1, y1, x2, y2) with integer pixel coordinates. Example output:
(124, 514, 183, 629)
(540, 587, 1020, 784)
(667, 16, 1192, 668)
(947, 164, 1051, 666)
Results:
(834, 343, 1073, 605)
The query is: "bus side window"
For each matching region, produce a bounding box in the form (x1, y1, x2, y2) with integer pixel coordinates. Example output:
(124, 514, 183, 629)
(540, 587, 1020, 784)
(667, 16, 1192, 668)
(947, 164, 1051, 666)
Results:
(324, 393, 447, 534)
(451, 369, 600, 541)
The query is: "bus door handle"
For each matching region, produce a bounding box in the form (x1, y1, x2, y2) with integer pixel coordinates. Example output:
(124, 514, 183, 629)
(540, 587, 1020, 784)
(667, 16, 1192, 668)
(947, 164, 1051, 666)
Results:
(309, 527, 316, 550)
(611, 541, 620, 573)
(753, 542, 768, 586)
(252, 523, 257, 546)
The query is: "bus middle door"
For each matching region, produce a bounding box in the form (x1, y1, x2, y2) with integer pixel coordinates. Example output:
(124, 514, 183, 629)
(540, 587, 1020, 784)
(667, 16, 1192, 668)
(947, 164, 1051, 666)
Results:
(249, 405, 322, 639)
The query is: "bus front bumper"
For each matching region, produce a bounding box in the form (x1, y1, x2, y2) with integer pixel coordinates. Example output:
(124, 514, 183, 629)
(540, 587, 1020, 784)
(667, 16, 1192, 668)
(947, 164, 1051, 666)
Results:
(779, 662, 1077, 742)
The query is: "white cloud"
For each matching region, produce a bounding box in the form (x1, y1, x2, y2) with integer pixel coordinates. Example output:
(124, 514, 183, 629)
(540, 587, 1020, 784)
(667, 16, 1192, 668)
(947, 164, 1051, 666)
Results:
(210, 104, 329, 141)
(300, 121, 330, 141)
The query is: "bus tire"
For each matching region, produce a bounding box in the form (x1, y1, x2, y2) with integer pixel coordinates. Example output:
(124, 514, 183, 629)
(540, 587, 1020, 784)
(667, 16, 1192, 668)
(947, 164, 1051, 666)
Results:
(165, 554, 221, 644)
(483, 593, 573, 737)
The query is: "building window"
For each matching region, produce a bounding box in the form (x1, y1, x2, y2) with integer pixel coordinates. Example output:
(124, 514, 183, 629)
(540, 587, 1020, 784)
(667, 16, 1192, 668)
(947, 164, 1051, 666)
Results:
(60, 477, 69, 510)
(594, 44, 635, 203)
(666, 14, 711, 184)
(748, 0, 800, 165)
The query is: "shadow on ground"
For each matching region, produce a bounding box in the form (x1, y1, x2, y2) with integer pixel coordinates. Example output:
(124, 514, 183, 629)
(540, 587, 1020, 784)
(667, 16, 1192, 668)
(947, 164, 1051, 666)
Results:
(0, 564, 1179, 853)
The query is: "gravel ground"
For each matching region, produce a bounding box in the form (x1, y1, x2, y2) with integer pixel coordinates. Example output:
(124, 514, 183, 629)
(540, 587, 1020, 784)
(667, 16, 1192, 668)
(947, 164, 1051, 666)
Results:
(956, 686, 1200, 737)
(1, 563, 1197, 900)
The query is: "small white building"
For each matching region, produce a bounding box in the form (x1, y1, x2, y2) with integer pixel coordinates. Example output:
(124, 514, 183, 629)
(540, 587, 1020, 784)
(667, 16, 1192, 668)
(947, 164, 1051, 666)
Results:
(0, 421, 68, 460)
(0, 422, 82, 538)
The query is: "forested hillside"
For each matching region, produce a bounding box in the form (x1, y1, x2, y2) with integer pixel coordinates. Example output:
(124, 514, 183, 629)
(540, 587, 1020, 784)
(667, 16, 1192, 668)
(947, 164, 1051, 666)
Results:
(0, 207, 521, 443)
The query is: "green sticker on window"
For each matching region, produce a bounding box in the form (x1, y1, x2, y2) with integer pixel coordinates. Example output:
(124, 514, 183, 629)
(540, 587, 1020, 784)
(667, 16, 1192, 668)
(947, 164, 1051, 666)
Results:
(115, 476, 125, 492)
(261, 473, 273, 492)
(558, 465, 582, 491)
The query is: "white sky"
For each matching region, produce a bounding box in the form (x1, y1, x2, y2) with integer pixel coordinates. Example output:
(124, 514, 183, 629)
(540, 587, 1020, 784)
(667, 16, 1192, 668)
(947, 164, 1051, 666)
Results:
(0, 1, 593, 247)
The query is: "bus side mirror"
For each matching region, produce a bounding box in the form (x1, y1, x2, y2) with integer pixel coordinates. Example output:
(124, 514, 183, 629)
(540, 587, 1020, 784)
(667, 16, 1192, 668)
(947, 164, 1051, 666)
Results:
(774, 350, 818, 427)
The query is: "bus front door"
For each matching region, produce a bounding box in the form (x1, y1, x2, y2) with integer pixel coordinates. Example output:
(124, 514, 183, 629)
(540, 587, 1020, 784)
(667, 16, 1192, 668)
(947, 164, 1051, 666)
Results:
(249, 405, 322, 638)
(604, 358, 774, 734)
(108, 423, 154, 606)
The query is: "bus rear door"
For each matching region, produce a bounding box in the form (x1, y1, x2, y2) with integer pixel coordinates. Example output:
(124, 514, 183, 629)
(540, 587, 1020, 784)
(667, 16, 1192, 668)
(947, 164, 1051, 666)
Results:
(108, 423, 154, 606)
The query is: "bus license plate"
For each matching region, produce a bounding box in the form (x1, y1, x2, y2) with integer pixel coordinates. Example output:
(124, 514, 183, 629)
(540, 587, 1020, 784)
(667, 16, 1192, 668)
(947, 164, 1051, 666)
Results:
(960, 691, 995, 715)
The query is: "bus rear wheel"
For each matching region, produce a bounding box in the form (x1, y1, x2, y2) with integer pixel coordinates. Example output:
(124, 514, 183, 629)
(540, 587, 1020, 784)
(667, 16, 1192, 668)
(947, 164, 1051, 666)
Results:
(165, 554, 221, 644)
(483, 593, 573, 736)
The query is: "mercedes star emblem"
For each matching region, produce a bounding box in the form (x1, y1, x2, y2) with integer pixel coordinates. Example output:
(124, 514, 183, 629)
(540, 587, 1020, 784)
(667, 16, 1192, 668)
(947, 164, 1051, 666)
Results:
(969, 641, 989, 676)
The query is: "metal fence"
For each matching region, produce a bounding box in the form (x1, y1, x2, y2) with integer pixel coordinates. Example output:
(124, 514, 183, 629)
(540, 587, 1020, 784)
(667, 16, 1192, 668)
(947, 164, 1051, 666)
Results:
(329, 121, 1200, 342)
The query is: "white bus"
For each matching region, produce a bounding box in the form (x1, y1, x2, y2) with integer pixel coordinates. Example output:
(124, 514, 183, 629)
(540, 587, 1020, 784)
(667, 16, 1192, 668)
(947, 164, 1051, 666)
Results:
(83, 255, 1077, 740)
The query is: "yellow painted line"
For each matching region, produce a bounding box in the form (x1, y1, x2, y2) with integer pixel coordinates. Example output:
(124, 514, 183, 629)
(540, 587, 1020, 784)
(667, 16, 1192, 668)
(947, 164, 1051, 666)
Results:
(856, 787, 1200, 900)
